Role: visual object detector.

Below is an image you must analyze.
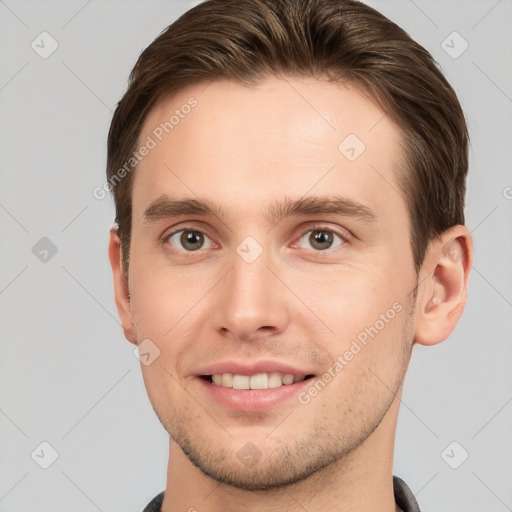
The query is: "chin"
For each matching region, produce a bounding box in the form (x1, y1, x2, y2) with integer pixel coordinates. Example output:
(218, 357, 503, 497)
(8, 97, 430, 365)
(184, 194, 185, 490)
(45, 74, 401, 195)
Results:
(171, 423, 360, 492)
(181, 442, 324, 491)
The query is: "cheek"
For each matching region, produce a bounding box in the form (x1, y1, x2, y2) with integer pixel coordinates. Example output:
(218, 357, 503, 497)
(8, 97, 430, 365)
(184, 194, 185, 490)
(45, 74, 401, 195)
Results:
(129, 258, 203, 339)
(129, 262, 210, 391)
(312, 285, 412, 411)
(299, 266, 413, 382)
(301, 265, 406, 331)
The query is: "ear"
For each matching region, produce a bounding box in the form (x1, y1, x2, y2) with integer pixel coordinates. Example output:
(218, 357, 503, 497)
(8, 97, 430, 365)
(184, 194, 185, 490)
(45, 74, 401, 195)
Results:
(108, 227, 137, 345)
(414, 225, 473, 346)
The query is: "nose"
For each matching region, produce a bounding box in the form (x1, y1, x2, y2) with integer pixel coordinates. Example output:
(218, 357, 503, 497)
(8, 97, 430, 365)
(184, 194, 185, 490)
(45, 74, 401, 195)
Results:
(212, 247, 291, 342)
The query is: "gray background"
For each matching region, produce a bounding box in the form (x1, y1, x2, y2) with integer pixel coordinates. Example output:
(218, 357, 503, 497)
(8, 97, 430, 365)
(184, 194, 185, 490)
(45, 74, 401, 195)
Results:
(1, 0, 511, 510)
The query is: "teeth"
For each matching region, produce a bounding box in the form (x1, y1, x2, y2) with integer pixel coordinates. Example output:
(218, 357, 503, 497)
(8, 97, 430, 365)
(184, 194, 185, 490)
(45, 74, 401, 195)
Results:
(282, 374, 294, 385)
(221, 373, 233, 387)
(268, 372, 283, 388)
(233, 375, 250, 389)
(209, 372, 306, 389)
(250, 373, 268, 389)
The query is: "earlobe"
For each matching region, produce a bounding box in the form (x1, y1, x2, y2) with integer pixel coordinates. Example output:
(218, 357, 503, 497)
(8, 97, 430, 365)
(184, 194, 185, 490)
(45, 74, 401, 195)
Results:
(414, 225, 473, 346)
(108, 227, 137, 345)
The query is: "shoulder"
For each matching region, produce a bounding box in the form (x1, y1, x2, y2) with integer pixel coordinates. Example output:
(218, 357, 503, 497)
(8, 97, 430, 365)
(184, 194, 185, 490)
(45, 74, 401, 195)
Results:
(393, 475, 421, 512)
(141, 491, 164, 512)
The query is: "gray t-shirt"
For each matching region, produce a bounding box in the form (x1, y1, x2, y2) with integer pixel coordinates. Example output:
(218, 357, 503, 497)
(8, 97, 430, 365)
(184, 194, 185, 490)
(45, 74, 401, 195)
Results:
(142, 475, 421, 511)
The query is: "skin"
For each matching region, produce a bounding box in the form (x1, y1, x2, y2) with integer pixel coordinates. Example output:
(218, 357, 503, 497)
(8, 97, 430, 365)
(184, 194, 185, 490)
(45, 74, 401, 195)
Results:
(109, 77, 473, 512)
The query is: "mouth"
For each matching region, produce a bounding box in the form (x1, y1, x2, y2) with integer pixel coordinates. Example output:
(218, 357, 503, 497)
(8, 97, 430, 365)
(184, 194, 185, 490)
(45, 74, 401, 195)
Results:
(195, 361, 318, 411)
(200, 372, 316, 390)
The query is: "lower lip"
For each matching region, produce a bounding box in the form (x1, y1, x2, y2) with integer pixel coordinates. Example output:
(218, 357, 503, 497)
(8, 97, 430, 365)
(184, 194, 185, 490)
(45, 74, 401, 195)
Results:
(197, 377, 313, 412)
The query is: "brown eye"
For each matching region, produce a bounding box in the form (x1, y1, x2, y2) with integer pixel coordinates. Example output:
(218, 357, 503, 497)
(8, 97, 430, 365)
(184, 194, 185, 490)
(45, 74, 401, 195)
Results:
(166, 230, 209, 251)
(297, 228, 344, 251)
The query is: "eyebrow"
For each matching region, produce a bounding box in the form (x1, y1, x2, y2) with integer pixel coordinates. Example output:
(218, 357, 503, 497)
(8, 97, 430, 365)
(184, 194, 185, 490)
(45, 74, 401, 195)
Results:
(143, 194, 377, 225)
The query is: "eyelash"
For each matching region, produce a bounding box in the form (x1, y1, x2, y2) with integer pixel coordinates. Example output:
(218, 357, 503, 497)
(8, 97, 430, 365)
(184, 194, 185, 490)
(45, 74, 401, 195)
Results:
(161, 224, 350, 254)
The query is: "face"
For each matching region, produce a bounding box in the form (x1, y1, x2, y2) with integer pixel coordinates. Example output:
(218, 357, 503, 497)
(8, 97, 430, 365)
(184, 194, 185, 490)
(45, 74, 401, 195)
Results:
(119, 77, 419, 489)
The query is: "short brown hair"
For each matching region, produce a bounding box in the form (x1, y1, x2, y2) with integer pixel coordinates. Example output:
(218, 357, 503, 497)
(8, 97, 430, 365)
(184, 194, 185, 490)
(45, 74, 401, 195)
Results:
(107, 0, 469, 276)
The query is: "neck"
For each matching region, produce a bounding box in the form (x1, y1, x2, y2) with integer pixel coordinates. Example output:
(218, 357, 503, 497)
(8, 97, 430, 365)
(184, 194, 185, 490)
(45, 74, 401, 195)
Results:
(162, 386, 403, 512)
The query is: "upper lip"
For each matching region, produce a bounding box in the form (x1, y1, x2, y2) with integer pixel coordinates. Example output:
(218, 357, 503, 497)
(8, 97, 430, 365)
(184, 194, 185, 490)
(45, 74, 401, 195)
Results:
(195, 360, 315, 377)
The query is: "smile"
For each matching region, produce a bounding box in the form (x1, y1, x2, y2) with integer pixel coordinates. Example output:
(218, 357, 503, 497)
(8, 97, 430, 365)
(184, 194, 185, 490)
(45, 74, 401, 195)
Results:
(203, 372, 315, 389)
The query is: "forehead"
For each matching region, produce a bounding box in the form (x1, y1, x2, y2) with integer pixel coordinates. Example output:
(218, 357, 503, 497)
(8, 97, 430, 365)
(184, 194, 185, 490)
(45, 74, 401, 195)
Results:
(132, 77, 405, 223)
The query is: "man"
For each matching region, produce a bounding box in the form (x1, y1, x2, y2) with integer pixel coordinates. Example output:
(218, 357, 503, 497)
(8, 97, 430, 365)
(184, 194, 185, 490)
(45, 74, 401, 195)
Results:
(106, 0, 473, 510)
